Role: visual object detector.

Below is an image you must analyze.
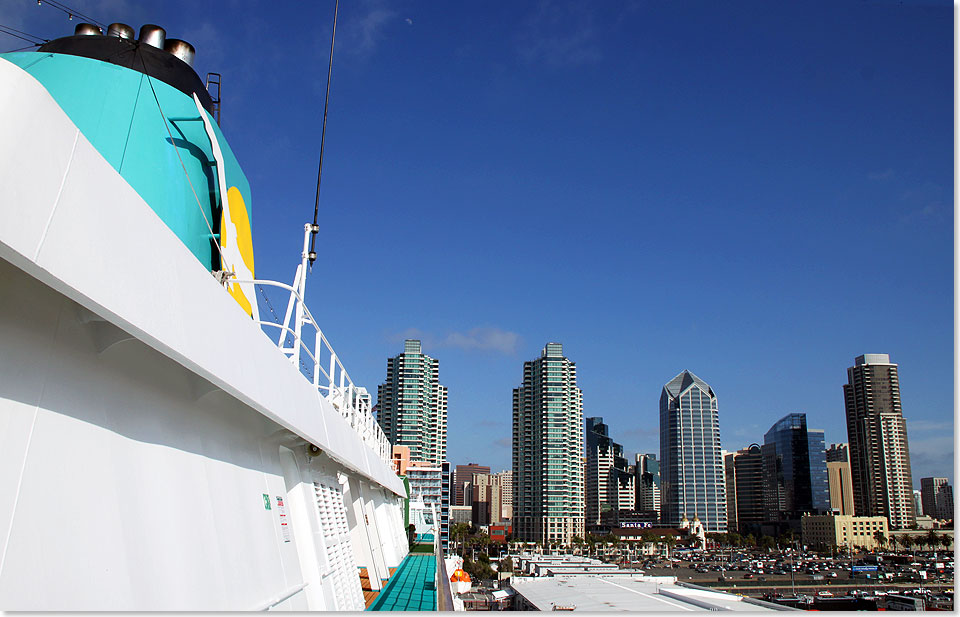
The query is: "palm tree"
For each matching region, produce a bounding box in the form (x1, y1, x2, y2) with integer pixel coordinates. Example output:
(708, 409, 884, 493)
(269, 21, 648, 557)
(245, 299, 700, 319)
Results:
(925, 530, 939, 554)
(571, 535, 584, 556)
(940, 533, 952, 551)
(889, 534, 899, 554)
(664, 535, 677, 559)
(451, 522, 470, 556)
(873, 530, 887, 552)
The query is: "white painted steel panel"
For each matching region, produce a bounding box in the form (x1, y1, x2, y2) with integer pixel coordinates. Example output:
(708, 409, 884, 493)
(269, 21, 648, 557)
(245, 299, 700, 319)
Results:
(0, 53, 402, 499)
(0, 53, 406, 610)
(0, 59, 79, 261)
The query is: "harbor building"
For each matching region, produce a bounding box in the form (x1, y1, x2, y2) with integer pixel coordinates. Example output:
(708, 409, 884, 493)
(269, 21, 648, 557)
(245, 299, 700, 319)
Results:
(843, 354, 916, 529)
(724, 444, 765, 534)
(920, 477, 954, 521)
(801, 514, 889, 551)
(659, 370, 727, 532)
(376, 340, 447, 466)
(512, 343, 585, 544)
(761, 413, 830, 520)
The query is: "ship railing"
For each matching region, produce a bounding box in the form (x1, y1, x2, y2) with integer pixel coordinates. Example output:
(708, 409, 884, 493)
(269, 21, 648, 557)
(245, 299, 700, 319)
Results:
(232, 277, 392, 464)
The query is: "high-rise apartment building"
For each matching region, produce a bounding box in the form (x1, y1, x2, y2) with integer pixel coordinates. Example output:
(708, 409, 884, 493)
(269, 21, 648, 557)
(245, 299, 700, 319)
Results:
(660, 370, 727, 532)
(920, 477, 954, 521)
(724, 444, 764, 534)
(512, 343, 584, 544)
(843, 354, 916, 529)
(825, 443, 849, 463)
(453, 463, 490, 506)
(471, 471, 512, 525)
(635, 454, 661, 515)
(495, 470, 513, 521)
(762, 414, 830, 519)
(376, 340, 447, 465)
(913, 490, 923, 517)
(585, 417, 632, 525)
(827, 460, 855, 515)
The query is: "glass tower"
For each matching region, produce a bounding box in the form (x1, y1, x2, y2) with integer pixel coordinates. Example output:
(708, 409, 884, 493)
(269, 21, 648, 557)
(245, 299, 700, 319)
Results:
(512, 343, 584, 544)
(761, 413, 830, 519)
(659, 370, 727, 532)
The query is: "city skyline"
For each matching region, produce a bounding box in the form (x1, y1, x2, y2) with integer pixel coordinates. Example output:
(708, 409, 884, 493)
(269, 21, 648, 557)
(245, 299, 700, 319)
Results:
(3, 3, 949, 486)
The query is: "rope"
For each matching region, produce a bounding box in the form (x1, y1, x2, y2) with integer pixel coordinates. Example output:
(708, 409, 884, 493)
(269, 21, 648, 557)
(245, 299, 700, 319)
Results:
(136, 45, 232, 274)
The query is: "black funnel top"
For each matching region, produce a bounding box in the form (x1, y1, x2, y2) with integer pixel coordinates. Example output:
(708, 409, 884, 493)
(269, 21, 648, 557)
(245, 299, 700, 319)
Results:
(37, 35, 214, 113)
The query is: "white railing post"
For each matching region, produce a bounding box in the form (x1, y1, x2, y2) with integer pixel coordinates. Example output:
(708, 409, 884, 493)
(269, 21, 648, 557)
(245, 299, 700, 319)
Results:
(278, 265, 301, 347)
(328, 352, 336, 399)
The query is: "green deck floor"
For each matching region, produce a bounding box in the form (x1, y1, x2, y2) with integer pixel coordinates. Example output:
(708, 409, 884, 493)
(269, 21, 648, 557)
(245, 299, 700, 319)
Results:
(367, 554, 436, 611)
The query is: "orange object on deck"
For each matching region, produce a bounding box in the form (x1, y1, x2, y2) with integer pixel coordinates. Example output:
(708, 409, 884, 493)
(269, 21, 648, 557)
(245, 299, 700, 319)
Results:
(450, 568, 471, 582)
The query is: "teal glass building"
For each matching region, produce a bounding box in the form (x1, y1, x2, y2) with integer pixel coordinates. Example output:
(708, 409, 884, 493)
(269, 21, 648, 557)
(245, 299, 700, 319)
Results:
(512, 343, 584, 544)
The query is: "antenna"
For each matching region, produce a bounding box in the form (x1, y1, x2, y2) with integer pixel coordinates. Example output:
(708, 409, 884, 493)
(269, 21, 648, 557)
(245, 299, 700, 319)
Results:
(308, 0, 339, 266)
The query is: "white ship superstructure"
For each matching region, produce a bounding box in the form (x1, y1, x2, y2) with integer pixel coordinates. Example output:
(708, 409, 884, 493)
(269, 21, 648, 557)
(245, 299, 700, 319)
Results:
(0, 23, 411, 611)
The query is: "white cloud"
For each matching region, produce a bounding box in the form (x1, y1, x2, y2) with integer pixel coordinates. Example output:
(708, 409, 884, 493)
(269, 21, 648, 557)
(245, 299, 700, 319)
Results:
(340, 0, 397, 59)
(388, 326, 521, 355)
(516, 0, 602, 69)
(907, 419, 953, 432)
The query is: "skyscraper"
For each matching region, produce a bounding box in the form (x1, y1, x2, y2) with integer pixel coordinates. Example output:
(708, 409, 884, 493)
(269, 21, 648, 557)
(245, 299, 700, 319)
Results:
(825, 443, 849, 463)
(453, 463, 490, 506)
(376, 340, 447, 465)
(827, 460, 855, 515)
(660, 370, 727, 532)
(761, 413, 830, 519)
(635, 453, 661, 516)
(512, 343, 584, 544)
(495, 470, 513, 521)
(843, 354, 916, 529)
(920, 477, 954, 521)
(724, 444, 764, 534)
(585, 417, 632, 526)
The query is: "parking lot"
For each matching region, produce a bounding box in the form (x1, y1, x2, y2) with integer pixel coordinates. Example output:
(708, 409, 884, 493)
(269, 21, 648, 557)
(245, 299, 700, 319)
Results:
(619, 550, 954, 596)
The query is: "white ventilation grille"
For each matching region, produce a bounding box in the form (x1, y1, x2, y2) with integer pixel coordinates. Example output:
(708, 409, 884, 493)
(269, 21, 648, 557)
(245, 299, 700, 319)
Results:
(314, 480, 364, 611)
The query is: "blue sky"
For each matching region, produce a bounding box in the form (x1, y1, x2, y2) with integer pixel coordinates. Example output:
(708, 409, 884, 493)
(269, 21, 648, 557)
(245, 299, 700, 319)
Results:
(3, 0, 953, 485)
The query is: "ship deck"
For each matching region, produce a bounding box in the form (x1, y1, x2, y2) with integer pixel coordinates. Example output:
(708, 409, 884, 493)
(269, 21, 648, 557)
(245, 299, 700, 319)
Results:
(366, 554, 436, 611)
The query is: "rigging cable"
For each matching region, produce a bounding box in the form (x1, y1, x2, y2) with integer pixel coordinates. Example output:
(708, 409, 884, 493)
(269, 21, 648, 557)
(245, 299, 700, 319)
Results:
(308, 0, 339, 267)
(37, 0, 106, 29)
(0, 23, 47, 46)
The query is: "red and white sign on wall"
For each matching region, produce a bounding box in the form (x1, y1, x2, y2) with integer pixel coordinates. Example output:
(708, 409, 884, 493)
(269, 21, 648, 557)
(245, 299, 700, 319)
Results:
(276, 496, 291, 543)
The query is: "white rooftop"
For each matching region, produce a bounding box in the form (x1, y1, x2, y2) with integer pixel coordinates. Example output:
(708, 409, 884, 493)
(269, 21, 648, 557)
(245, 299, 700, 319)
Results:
(510, 576, 790, 612)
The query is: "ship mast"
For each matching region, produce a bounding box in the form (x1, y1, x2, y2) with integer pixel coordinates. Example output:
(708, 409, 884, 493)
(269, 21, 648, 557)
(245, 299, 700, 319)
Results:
(307, 0, 339, 267)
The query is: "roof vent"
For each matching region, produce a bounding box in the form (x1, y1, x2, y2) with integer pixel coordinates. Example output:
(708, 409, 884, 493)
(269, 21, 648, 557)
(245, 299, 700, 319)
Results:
(106, 23, 134, 40)
(74, 23, 101, 36)
(164, 39, 195, 66)
(138, 24, 165, 49)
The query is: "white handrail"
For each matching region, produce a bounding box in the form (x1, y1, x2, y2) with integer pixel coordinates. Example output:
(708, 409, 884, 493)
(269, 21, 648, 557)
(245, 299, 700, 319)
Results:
(231, 253, 392, 463)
